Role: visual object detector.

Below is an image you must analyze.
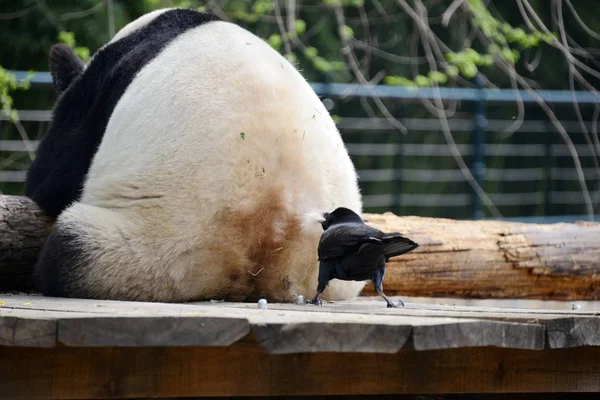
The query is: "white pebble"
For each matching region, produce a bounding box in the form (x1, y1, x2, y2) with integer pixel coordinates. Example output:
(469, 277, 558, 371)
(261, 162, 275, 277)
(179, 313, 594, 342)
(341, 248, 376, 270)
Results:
(257, 298, 268, 309)
(296, 295, 305, 305)
(572, 304, 581, 311)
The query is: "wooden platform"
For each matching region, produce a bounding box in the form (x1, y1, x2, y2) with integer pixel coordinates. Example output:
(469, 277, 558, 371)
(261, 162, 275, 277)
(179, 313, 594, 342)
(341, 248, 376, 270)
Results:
(1, 293, 600, 399)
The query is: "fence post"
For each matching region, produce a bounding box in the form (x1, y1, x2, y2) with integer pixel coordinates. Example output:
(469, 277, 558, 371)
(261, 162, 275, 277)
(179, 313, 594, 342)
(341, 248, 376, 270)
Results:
(472, 75, 487, 220)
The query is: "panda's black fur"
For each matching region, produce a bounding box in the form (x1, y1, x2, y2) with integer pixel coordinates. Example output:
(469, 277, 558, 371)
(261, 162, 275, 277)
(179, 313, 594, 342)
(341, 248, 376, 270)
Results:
(25, 9, 219, 218)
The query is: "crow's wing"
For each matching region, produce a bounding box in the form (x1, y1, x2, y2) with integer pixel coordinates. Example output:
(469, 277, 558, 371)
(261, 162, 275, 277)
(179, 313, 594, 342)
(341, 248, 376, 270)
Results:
(317, 222, 384, 260)
(355, 232, 419, 259)
(380, 233, 419, 259)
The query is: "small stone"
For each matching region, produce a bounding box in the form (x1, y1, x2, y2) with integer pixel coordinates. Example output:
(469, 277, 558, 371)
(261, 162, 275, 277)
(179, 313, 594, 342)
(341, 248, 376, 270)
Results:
(296, 295, 305, 305)
(572, 304, 581, 311)
(258, 298, 268, 310)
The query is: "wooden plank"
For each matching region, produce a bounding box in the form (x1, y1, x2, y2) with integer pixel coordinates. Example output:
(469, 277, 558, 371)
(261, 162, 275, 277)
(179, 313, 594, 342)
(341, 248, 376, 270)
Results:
(58, 316, 250, 347)
(0, 307, 120, 348)
(253, 322, 411, 354)
(0, 307, 252, 348)
(6, 293, 599, 317)
(0, 295, 552, 352)
(210, 296, 600, 317)
(2, 340, 600, 399)
(0, 300, 435, 352)
(545, 317, 600, 348)
(412, 319, 545, 351)
(0, 314, 56, 347)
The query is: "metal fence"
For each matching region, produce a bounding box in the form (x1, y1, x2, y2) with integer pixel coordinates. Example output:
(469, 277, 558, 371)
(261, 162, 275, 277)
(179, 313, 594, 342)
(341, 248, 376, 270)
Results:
(1, 70, 600, 222)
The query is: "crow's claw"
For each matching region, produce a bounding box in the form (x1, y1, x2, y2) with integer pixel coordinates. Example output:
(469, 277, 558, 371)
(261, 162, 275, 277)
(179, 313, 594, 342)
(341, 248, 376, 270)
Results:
(310, 296, 322, 306)
(386, 299, 404, 308)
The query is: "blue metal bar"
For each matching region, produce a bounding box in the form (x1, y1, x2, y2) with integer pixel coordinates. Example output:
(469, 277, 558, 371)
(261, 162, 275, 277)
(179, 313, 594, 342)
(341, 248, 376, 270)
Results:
(311, 82, 600, 104)
(11, 70, 53, 84)
(10, 69, 600, 104)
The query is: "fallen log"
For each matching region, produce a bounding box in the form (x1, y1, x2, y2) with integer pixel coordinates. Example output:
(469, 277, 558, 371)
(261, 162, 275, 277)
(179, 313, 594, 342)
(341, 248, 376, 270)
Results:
(1, 194, 599, 299)
(362, 213, 600, 299)
(0, 195, 52, 291)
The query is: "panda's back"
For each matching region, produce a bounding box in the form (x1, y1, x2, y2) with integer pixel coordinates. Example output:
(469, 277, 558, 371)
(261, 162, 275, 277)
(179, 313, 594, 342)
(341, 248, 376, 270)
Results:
(83, 17, 356, 223)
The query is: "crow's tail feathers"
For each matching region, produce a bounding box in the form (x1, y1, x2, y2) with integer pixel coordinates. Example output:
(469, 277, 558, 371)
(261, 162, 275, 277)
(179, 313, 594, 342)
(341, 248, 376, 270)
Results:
(381, 233, 419, 259)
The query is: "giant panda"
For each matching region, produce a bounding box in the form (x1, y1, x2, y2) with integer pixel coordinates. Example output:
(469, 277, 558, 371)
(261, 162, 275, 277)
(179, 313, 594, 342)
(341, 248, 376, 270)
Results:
(25, 8, 365, 303)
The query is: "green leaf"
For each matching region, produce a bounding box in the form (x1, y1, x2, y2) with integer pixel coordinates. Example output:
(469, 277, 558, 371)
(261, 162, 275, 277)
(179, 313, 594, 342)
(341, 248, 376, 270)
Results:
(415, 74, 432, 87)
(75, 47, 90, 62)
(384, 75, 417, 87)
(313, 56, 332, 72)
(500, 47, 516, 63)
(58, 31, 76, 48)
(330, 61, 346, 71)
(428, 71, 448, 84)
(339, 25, 354, 39)
(304, 46, 318, 59)
(267, 34, 283, 50)
(477, 54, 494, 66)
(284, 53, 298, 64)
(445, 65, 459, 78)
(294, 20, 306, 36)
(460, 63, 478, 78)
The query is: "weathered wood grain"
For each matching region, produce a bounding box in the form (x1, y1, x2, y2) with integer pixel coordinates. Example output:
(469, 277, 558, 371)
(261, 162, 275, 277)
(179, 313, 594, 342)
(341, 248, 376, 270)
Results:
(253, 322, 412, 354)
(0, 295, 503, 352)
(412, 319, 545, 351)
(544, 317, 600, 348)
(2, 194, 600, 300)
(2, 341, 600, 399)
(0, 314, 56, 347)
(2, 294, 599, 353)
(362, 213, 600, 300)
(0, 195, 52, 292)
(58, 316, 250, 347)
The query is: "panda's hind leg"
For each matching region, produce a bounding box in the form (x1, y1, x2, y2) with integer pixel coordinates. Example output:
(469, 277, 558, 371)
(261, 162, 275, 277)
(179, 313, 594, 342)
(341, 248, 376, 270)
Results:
(33, 219, 89, 298)
(33, 202, 171, 301)
(32, 202, 121, 299)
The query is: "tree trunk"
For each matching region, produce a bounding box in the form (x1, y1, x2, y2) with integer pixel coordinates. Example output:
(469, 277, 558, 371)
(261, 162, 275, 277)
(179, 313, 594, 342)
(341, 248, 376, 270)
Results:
(1, 194, 599, 299)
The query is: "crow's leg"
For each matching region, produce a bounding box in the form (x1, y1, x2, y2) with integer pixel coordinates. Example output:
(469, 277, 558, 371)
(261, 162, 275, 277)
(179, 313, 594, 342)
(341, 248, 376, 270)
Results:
(373, 264, 404, 308)
(310, 262, 331, 306)
(309, 287, 324, 305)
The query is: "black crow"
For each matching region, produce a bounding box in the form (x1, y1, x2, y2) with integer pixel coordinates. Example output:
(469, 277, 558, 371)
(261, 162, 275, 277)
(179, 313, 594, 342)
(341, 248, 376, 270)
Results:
(310, 207, 419, 308)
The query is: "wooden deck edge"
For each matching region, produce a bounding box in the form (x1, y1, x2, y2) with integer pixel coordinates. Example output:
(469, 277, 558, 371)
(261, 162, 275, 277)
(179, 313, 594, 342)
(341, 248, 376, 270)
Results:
(2, 335, 600, 398)
(2, 304, 600, 353)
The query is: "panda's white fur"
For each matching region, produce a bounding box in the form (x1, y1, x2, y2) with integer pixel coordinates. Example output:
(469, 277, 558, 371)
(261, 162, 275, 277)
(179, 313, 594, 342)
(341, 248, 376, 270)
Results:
(29, 9, 365, 302)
